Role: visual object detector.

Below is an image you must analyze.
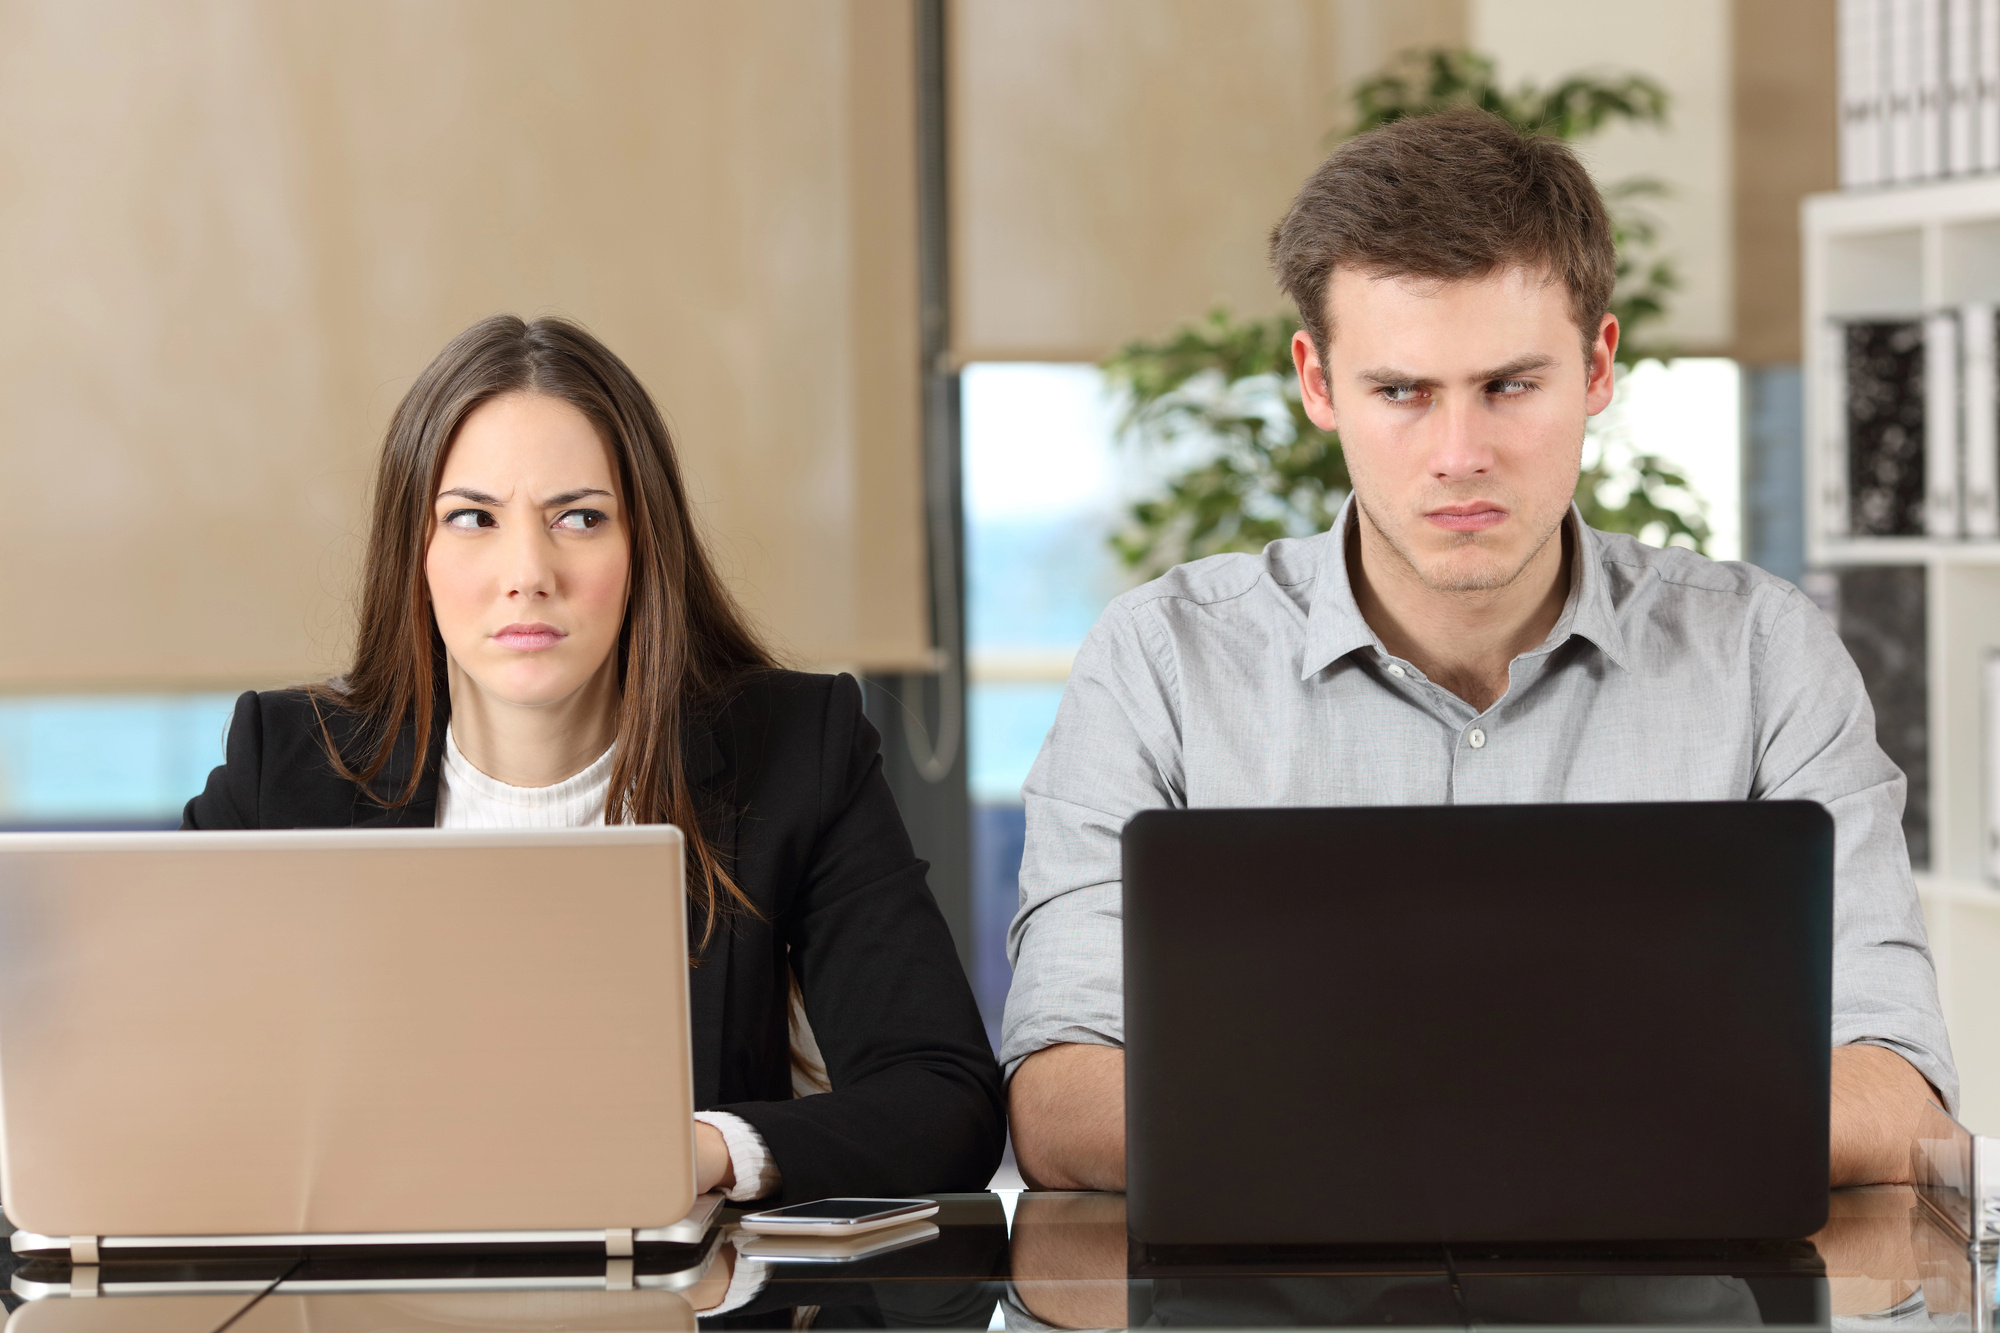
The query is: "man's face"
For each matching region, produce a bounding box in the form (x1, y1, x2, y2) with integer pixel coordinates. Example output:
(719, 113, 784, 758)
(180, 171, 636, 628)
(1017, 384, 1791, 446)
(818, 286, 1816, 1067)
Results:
(1294, 265, 1617, 593)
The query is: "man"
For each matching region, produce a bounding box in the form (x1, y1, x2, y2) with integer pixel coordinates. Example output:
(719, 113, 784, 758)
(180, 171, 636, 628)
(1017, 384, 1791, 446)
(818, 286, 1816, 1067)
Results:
(1001, 108, 1954, 1192)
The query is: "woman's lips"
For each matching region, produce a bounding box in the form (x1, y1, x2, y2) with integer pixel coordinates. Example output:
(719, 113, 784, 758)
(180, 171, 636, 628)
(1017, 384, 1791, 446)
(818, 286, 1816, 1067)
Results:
(492, 624, 566, 651)
(1425, 504, 1508, 533)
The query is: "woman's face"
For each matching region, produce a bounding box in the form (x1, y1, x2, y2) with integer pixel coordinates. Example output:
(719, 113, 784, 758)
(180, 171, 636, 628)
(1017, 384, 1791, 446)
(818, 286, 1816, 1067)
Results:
(425, 392, 631, 709)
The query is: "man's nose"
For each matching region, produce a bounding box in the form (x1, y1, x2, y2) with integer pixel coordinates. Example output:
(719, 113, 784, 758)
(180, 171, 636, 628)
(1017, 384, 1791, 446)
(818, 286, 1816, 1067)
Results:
(1426, 396, 1497, 483)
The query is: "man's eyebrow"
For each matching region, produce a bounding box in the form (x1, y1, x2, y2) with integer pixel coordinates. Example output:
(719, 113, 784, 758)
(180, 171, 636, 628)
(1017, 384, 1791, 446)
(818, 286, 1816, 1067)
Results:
(1353, 355, 1560, 388)
(1476, 355, 1558, 381)
(1356, 367, 1439, 387)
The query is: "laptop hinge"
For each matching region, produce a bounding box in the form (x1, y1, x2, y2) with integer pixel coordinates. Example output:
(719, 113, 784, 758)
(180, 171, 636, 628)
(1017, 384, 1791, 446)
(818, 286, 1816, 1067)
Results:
(604, 1227, 634, 1257)
(67, 1236, 98, 1265)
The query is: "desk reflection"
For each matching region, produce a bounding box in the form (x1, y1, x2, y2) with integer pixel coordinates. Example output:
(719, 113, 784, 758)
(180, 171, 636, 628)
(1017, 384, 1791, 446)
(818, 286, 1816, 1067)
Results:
(1, 1188, 1989, 1332)
(6, 1290, 699, 1332)
(1002, 1187, 1987, 1331)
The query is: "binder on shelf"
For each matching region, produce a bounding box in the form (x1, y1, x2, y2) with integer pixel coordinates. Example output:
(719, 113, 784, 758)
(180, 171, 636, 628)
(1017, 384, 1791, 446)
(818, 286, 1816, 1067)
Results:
(1843, 0, 1886, 185)
(1842, 318, 1929, 537)
(1925, 310, 1963, 536)
(1889, 0, 1921, 182)
(1949, 0, 1979, 173)
(1921, 0, 1947, 177)
(1982, 0, 2000, 172)
(1987, 652, 2000, 884)
(1963, 304, 1999, 537)
(1821, 321, 1855, 539)
(1845, 0, 1887, 185)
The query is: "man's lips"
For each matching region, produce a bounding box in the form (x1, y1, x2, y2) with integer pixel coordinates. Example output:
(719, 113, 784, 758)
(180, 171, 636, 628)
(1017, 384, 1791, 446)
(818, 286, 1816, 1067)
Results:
(492, 623, 566, 651)
(1425, 503, 1508, 533)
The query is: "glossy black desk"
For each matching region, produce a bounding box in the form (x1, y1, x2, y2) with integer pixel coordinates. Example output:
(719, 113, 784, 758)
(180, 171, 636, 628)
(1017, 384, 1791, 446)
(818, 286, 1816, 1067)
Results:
(1, 1187, 1989, 1330)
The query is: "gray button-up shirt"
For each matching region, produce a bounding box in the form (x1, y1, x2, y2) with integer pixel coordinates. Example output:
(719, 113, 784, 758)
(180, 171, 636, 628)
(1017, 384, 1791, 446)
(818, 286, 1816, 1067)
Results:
(1001, 502, 1956, 1109)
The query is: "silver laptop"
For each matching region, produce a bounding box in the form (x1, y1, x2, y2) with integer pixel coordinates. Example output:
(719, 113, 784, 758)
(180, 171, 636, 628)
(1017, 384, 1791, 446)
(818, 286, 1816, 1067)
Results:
(0, 828, 717, 1260)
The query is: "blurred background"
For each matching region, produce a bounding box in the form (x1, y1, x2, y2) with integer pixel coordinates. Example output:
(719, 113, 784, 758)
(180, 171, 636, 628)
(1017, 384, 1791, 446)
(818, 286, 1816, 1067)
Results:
(5, 1, 1992, 1120)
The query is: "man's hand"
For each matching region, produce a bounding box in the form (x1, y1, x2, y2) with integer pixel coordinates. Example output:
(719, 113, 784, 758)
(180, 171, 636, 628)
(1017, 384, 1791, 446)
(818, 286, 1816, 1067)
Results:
(1830, 1044, 1939, 1186)
(1010, 1043, 1126, 1190)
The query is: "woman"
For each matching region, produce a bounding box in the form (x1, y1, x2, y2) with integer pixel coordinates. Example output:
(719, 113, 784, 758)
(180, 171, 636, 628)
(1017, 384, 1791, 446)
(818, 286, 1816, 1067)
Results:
(184, 314, 1005, 1204)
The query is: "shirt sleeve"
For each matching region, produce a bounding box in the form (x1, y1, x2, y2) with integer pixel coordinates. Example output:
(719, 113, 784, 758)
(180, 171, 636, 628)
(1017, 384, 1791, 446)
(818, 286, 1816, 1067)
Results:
(707, 674, 1005, 1203)
(1752, 590, 1958, 1111)
(1001, 599, 1184, 1076)
(693, 1111, 783, 1202)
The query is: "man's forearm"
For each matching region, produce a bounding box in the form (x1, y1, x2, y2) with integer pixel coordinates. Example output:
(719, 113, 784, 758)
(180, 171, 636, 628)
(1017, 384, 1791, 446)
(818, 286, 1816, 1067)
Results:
(1013, 1040, 1933, 1191)
(1010, 1043, 1127, 1191)
(1830, 1043, 1939, 1186)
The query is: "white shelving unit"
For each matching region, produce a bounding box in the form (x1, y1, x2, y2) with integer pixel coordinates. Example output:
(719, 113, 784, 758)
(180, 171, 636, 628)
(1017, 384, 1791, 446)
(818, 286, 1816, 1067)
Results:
(1805, 176, 2000, 1130)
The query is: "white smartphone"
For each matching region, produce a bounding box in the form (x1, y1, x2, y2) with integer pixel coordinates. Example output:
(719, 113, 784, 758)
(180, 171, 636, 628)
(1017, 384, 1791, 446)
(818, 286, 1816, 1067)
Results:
(732, 1220, 940, 1263)
(736, 1197, 938, 1237)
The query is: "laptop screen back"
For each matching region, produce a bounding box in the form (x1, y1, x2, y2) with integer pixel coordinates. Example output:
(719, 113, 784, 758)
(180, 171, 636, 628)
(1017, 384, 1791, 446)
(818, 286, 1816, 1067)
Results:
(0, 827, 691, 1238)
(1122, 802, 1833, 1246)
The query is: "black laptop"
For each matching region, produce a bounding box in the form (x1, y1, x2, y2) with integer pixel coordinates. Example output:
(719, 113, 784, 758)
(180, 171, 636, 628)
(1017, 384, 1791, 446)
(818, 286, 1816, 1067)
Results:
(1122, 801, 1834, 1247)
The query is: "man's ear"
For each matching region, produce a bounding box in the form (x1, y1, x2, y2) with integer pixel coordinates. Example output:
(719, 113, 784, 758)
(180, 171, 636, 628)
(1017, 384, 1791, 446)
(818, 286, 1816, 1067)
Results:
(1584, 313, 1619, 416)
(1293, 330, 1338, 432)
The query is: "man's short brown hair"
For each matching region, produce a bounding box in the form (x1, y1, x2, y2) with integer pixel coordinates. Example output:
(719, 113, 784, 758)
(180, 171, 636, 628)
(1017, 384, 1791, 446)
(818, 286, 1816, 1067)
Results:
(1269, 107, 1615, 364)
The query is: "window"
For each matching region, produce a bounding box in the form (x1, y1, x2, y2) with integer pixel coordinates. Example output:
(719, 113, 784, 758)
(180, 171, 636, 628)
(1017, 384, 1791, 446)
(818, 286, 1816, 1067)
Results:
(0, 694, 238, 828)
(962, 363, 1129, 1025)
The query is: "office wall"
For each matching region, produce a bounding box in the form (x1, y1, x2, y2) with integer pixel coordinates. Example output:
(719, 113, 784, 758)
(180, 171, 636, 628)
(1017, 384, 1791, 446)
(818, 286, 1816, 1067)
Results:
(950, 0, 1468, 363)
(0, 0, 929, 691)
(1470, 0, 1735, 356)
(1732, 0, 1837, 365)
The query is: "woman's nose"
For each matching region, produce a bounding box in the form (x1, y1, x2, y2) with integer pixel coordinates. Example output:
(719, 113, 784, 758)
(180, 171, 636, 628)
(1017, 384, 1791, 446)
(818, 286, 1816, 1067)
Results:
(502, 528, 555, 600)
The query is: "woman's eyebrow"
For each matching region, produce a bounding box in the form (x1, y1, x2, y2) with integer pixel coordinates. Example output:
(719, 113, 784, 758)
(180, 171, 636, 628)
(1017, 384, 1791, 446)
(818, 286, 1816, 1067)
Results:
(437, 486, 503, 504)
(542, 488, 613, 506)
(434, 486, 612, 506)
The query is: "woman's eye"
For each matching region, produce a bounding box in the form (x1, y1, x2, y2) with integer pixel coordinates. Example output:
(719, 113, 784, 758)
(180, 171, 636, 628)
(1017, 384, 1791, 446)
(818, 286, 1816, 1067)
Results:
(443, 509, 494, 530)
(553, 509, 607, 532)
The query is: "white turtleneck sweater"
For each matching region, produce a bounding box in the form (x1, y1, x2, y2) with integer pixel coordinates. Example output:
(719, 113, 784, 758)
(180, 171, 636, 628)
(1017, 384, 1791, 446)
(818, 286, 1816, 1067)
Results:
(435, 728, 779, 1202)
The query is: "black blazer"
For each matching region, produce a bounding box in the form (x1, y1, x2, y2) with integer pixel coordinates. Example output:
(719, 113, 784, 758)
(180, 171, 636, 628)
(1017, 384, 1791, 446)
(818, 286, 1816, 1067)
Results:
(182, 670, 1005, 1204)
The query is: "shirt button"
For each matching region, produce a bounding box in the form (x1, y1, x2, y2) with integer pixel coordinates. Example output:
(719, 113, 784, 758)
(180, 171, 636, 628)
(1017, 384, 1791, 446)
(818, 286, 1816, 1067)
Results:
(1468, 728, 1486, 749)
(1387, 664, 1406, 678)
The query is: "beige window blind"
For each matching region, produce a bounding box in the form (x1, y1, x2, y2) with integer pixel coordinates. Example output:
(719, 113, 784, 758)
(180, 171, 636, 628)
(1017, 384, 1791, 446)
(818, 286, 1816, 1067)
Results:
(0, 0, 929, 692)
(948, 0, 1466, 365)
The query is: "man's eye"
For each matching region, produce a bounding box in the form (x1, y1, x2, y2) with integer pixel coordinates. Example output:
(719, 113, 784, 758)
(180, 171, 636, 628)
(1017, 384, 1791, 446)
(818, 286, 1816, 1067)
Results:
(1378, 384, 1424, 404)
(443, 509, 494, 530)
(1490, 378, 1535, 396)
(553, 509, 607, 532)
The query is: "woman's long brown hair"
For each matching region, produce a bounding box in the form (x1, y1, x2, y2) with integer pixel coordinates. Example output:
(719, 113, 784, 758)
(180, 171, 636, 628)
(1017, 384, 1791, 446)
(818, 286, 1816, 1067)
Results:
(310, 315, 775, 947)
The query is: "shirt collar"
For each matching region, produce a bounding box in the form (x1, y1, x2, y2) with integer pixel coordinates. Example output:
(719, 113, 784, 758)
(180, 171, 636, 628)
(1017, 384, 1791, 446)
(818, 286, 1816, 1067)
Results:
(1559, 515, 1632, 671)
(1298, 498, 1631, 682)
(1298, 499, 1382, 680)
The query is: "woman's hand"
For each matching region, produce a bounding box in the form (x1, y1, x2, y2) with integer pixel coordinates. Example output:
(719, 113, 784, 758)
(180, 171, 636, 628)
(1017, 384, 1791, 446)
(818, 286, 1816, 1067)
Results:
(682, 1239, 737, 1313)
(696, 1120, 736, 1195)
